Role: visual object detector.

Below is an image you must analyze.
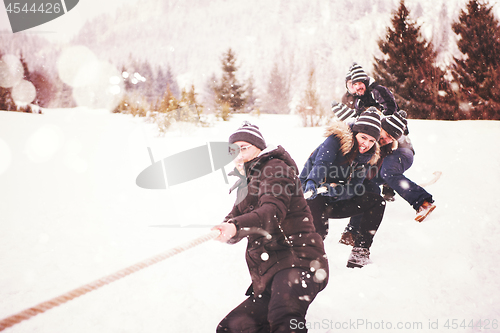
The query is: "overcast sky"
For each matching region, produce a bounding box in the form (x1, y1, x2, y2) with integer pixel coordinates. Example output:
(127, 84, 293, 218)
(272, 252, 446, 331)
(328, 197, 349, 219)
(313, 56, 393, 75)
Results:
(0, 0, 139, 42)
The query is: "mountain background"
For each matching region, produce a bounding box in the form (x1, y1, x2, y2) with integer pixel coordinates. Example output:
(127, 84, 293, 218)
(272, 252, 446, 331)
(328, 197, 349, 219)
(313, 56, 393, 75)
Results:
(1, 0, 500, 112)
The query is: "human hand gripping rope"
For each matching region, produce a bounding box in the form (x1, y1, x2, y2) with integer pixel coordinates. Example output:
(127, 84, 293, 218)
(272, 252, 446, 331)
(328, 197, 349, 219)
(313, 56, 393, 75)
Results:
(304, 185, 329, 200)
(0, 229, 221, 331)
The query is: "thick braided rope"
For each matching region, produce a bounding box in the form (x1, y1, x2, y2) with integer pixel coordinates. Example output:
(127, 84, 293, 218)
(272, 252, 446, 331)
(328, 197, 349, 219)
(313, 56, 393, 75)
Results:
(0, 229, 220, 331)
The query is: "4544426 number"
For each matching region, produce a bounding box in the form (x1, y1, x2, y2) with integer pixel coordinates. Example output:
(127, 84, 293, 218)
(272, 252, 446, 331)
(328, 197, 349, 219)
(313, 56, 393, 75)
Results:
(444, 319, 497, 330)
(6, 2, 63, 14)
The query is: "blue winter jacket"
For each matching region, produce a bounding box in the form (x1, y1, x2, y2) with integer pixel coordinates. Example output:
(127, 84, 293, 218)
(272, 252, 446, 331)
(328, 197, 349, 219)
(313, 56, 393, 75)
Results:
(299, 121, 380, 202)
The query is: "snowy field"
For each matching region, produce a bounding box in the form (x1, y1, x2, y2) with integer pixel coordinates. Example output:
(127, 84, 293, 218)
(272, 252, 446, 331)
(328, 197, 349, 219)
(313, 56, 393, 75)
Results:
(0, 108, 499, 333)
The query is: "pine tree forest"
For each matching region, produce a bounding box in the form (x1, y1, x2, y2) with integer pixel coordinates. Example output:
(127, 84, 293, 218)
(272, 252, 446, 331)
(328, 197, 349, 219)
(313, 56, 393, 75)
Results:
(1, 0, 500, 122)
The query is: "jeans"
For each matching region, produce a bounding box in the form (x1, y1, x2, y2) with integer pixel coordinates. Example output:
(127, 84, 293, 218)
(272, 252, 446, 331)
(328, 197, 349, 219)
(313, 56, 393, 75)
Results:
(374, 148, 433, 210)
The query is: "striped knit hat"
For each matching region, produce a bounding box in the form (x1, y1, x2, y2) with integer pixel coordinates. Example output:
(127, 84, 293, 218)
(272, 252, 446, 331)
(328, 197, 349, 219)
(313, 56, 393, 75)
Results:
(350, 63, 369, 84)
(345, 65, 353, 83)
(352, 108, 381, 140)
(381, 111, 408, 140)
(229, 121, 267, 150)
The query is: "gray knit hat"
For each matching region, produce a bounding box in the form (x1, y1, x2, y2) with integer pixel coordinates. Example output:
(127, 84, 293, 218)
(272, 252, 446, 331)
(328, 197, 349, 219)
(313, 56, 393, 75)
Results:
(352, 108, 381, 140)
(229, 121, 267, 150)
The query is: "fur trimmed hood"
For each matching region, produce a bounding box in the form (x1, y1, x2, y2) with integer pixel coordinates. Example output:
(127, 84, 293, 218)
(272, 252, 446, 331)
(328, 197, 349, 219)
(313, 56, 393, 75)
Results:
(324, 120, 380, 166)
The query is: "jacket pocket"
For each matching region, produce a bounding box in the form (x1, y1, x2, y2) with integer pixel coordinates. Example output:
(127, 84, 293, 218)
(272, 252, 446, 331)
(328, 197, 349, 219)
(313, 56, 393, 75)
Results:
(247, 246, 281, 276)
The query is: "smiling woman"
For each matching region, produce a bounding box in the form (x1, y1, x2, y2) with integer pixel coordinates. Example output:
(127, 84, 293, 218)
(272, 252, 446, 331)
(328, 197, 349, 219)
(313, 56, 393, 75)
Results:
(299, 109, 387, 268)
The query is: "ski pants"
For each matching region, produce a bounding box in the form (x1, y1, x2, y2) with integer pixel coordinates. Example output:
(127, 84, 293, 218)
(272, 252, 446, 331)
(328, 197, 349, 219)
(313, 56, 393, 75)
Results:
(306, 192, 386, 248)
(347, 148, 433, 233)
(216, 268, 326, 333)
(377, 148, 433, 210)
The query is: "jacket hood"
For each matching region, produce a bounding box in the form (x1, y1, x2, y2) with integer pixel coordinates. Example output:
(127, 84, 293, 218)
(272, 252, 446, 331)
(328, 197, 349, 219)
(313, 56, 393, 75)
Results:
(324, 120, 380, 166)
(248, 144, 299, 173)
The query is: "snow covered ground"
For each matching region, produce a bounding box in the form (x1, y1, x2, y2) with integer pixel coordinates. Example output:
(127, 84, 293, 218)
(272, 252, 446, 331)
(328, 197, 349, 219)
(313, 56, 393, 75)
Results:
(0, 108, 499, 332)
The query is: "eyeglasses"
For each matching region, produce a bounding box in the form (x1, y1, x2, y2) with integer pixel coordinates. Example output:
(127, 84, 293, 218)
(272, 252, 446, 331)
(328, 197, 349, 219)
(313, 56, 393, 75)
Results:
(238, 145, 253, 153)
(228, 144, 254, 156)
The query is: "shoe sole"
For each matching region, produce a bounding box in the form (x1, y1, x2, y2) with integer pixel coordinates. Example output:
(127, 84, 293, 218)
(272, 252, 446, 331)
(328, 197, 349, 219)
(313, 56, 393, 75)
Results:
(347, 261, 363, 268)
(415, 205, 436, 222)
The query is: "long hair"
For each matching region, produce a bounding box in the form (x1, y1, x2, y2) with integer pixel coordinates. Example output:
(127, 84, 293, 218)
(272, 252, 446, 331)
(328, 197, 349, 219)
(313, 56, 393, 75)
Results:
(344, 131, 360, 164)
(345, 131, 377, 164)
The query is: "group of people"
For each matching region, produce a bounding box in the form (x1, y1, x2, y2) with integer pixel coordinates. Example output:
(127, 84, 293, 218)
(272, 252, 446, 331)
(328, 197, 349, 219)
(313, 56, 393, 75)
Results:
(211, 63, 437, 332)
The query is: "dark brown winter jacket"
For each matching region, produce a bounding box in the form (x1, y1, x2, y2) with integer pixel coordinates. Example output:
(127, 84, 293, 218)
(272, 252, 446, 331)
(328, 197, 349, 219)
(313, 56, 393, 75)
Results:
(225, 145, 329, 297)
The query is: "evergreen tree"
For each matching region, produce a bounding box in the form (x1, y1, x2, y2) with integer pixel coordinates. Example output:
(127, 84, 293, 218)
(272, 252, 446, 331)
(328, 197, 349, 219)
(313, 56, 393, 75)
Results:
(264, 62, 290, 114)
(203, 73, 218, 114)
(213, 48, 246, 116)
(184, 84, 203, 120)
(0, 51, 16, 111)
(245, 76, 259, 113)
(132, 59, 155, 103)
(19, 52, 30, 81)
(164, 65, 180, 99)
(451, 0, 500, 119)
(0, 87, 15, 111)
(373, 0, 453, 119)
(30, 69, 55, 107)
(296, 67, 326, 127)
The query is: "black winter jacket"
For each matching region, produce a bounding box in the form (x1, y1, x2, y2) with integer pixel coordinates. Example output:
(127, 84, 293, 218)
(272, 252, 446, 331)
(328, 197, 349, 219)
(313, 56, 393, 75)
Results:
(225, 145, 328, 296)
(354, 79, 398, 116)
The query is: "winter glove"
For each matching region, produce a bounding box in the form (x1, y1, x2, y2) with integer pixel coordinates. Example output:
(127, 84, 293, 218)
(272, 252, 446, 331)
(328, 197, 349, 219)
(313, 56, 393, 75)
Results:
(304, 180, 318, 200)
(397, 110, 410, 135)
(331, 101, 356, 121)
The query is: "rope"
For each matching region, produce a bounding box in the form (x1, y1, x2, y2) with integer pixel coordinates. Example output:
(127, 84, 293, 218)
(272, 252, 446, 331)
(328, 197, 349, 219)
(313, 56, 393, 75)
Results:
(0, 229, 221, 331)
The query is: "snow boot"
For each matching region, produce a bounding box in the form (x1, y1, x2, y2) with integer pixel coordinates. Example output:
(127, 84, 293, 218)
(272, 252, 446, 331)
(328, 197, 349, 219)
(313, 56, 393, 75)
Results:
(415, 201, 436, 222)
(382, 184, 395, 202)
(346, 247, 371, 268)
(339, 230, 357, 246)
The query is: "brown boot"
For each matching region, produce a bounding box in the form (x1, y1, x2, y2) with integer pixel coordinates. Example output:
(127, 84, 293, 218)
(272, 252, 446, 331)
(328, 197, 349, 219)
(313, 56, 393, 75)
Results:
(339, 231, 356, 246)
(415, 201, 436, 222)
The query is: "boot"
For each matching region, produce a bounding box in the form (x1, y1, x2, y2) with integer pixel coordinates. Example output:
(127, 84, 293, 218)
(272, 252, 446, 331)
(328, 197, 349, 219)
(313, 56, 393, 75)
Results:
(415, 201, 436, 222)
(339, 230, 357, 246)
(347, 247, 371, 268)
(382, 184, 395, 202)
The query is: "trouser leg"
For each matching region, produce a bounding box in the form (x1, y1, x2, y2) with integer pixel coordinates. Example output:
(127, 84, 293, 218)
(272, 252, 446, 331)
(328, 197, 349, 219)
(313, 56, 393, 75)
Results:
(380, 148, 433, 210)
(268, 268, 325, 333)
(217, 268, 325, 333)
(325, 193, 386, 248)
(345, 179, 382, 234)
(306, 195, 331, 239)
(217, 294, 270, 333)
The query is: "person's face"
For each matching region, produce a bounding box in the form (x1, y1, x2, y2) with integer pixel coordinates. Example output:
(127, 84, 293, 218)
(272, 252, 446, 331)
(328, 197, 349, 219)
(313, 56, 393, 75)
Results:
(352, 81, 366, 96)
(233, 141, 261, 171)
(355, 132, 377, 154)
(346, 79, 355, 94)
(379, 128, 396, 147)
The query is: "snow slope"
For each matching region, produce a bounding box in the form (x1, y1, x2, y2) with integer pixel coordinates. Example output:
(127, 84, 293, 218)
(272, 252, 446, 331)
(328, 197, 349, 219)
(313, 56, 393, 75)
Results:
(0, 109, 499, 332)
